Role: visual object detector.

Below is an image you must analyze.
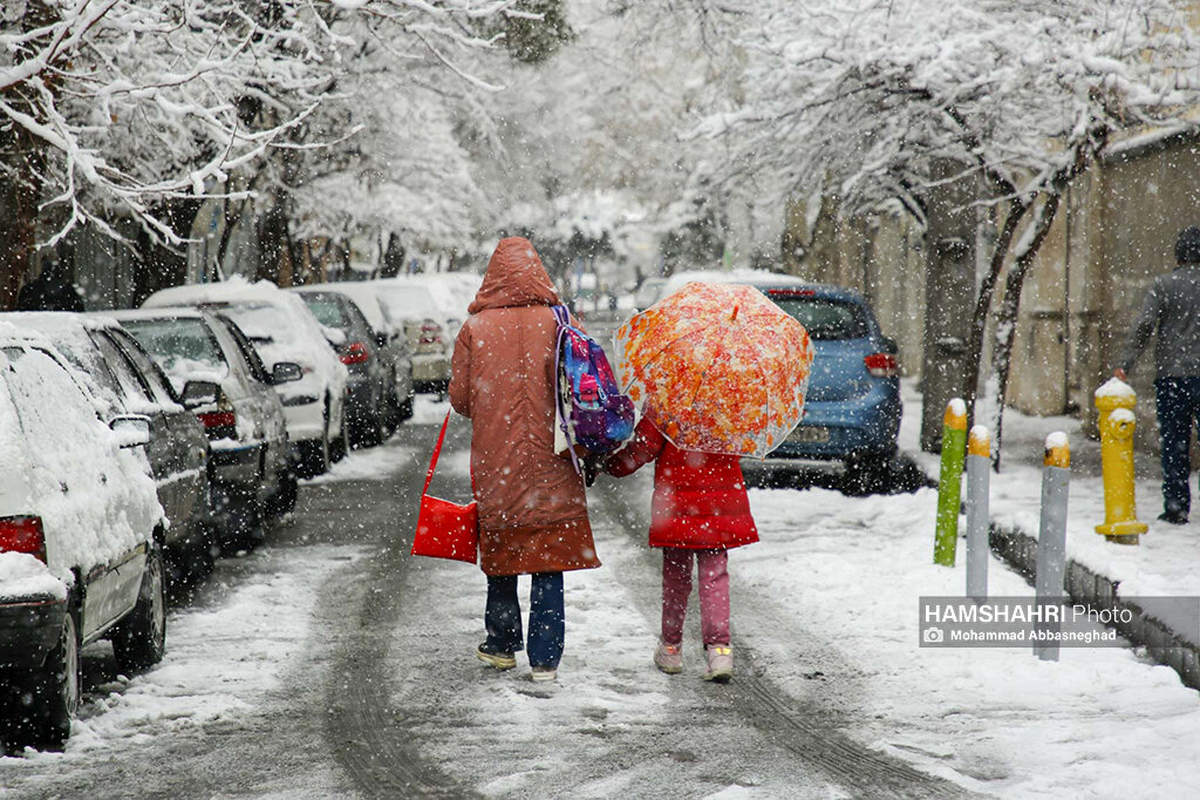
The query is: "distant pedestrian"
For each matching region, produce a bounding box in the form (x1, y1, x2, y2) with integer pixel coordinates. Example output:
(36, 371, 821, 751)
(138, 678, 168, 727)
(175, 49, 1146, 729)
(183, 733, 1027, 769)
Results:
(16, 260, 84, 312)
(602, 417, 758, 682)
(448, 236, 600, 683)
(1114, 224, 1200, 525)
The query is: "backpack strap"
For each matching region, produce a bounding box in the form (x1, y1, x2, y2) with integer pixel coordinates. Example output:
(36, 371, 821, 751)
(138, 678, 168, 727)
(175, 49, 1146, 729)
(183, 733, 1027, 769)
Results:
(550, 304, 583, 477)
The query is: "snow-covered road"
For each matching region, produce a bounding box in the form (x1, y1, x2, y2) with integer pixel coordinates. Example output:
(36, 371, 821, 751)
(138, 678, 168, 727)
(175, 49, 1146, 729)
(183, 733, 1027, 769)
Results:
(2, 397, 1198, 799)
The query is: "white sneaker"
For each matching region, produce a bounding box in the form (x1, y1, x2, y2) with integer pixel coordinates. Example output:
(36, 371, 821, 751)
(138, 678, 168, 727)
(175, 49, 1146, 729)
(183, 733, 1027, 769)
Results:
(702, 644, 733, 683)
(531, 666, 557, 682)
(654, 640, 683, 674)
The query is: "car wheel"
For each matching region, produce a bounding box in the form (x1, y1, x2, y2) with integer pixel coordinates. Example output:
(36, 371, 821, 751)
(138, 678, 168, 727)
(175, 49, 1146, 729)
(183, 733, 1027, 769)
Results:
(15, 604, 81, 750)
(267, 467, 298, 516)
(843, 450, 894, 496)
(330, 407, 350, 463)
(111, 544, 167, 672)
(396, 393, 414, 422)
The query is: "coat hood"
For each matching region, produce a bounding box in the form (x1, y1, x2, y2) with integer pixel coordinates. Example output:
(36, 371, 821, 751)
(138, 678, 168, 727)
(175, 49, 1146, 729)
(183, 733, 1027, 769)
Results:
(468, 237, 560, 314)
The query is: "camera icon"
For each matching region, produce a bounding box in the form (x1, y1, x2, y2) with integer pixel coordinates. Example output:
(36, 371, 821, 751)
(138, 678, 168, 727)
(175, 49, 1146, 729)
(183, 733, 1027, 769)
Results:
(922, 627, 945, 644)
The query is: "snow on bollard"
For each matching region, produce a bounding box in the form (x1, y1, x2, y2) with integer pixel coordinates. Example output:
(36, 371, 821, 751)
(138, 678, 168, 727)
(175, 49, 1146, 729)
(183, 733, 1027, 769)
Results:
(1034, 432, 1070, 662)
(933, 398, 967, 567)
(1093, 378, 1147, 545)
(966, 425, 991, 600)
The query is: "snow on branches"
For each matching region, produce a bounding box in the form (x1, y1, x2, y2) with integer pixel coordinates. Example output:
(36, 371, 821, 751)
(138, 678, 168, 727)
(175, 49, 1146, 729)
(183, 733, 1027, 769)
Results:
(0, 0, 519, 254)
(702, 0, 1200, 221)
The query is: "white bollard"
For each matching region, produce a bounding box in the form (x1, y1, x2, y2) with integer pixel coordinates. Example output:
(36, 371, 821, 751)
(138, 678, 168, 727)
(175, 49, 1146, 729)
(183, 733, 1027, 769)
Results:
(966, 425, 991, 600)
(1034, 432, 1070, 662)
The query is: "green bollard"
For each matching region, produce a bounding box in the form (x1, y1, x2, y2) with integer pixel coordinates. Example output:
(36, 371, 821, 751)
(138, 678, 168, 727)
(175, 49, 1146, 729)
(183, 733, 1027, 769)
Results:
(933, 398, 968, 567)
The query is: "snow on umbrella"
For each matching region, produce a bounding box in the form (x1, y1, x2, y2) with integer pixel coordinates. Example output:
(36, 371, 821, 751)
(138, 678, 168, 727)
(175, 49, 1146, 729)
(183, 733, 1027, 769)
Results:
(615, 281, 814, 459)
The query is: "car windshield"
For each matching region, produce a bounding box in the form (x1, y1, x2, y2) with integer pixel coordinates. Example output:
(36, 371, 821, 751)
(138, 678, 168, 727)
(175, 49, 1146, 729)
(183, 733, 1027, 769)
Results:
(121, 318, 227, 370)
(301, 296, 349, 330)
(765, 294, 869, 340)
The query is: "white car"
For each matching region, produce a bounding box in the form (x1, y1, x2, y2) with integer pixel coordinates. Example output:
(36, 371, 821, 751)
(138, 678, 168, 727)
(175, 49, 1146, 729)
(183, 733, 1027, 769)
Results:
(363, 281, 453, 393)
(0, 323, 166, 749)
(142, 278, 350, 477)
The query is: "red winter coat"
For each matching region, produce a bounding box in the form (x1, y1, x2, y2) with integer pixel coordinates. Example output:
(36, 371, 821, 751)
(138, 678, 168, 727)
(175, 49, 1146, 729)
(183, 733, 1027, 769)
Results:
(604, 418, 759, 550)
(449, 237, 599, 576)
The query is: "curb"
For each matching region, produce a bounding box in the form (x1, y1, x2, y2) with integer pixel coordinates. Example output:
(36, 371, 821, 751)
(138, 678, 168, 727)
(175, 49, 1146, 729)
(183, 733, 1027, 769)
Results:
(989, 523, 1200, 691)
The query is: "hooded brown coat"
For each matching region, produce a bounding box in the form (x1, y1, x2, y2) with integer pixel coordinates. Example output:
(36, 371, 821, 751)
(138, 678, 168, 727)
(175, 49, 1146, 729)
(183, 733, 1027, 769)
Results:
(449, 237, 600, 576)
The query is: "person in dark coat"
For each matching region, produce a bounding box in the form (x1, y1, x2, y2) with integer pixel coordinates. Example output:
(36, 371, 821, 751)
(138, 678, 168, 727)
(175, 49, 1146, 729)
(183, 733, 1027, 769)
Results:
(16, 260, 85, 312)
(603, 416, 758, 682)
(1114, 225, 1200, 525)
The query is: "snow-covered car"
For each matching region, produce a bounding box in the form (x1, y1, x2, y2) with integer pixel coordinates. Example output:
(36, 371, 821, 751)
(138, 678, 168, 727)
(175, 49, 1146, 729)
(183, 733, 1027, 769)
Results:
(365, 281, 452, 393)
(293, 281, 415, 428)
(290, 288, 392, 447)
(141, 278, 349, 477)
(0, 323, 166, 750)
(109, 308, 296, 549)
(7, 312, 212, 586)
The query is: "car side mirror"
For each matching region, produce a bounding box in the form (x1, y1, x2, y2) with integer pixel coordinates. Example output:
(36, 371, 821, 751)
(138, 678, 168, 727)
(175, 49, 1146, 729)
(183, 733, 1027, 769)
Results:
(879, 335, 899, 355)
(110, 415, 152, 448)
(180, 379, 220, 410)
(271, 361, 303, 384)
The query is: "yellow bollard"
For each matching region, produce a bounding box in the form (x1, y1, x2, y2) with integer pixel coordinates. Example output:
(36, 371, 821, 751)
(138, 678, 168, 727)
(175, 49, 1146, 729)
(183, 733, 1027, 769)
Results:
(1094, 378, 1147, 544)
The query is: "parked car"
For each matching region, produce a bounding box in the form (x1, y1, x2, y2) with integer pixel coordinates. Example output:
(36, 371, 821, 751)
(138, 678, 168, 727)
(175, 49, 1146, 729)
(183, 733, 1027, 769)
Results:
(7, 312, 212, 586)
(141, 278, 349, 478)
(367, 281, 452, 393)
(0, 323, 166, 749)
(294, 281, 415, 428)
(109, 308, 297, 550)
(290, 288, 391, 447)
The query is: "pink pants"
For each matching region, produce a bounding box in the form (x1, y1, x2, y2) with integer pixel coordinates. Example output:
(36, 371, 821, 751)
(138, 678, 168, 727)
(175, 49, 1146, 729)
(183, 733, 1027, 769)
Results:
(661, 547, 730, 647)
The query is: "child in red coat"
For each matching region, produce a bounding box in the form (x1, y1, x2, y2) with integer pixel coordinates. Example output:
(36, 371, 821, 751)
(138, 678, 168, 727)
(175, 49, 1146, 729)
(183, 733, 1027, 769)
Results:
(603, 416, 758, 681)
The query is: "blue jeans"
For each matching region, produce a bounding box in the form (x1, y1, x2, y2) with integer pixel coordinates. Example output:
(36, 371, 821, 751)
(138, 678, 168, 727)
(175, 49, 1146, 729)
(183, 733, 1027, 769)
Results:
(1155, 376, 1200, 516)
(484, 572, 564, 669)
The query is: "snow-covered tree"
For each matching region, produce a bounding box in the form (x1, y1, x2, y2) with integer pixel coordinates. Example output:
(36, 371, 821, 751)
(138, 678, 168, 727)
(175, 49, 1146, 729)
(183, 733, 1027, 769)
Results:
(467, 0, 750, 280)
(0, 0, 342, 305)
(695, 0, 1200, 461)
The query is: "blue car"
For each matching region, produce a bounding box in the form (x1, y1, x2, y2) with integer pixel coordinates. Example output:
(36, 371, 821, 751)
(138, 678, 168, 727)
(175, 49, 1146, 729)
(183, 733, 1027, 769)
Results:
(739, 280, 902, 488)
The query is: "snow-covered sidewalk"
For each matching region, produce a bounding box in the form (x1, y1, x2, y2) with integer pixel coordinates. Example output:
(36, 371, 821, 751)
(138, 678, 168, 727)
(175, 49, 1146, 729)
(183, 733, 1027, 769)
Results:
(901, 379, 1200, 650)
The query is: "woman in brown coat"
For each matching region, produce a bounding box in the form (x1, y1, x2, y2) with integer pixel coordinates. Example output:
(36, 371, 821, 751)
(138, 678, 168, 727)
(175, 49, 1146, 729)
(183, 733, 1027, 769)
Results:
(448, 236, 600, 682)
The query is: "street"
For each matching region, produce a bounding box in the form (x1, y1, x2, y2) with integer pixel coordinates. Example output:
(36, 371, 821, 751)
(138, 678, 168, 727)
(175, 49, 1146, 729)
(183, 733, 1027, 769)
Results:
(0, 407, 964, 800)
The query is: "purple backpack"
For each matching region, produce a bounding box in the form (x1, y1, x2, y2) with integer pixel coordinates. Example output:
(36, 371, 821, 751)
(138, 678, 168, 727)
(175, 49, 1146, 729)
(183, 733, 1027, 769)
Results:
(552, 305, 635, 473)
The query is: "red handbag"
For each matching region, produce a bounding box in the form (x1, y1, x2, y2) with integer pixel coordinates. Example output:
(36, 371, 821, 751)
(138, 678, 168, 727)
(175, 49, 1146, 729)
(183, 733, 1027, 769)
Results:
(411, 410, 479, 564)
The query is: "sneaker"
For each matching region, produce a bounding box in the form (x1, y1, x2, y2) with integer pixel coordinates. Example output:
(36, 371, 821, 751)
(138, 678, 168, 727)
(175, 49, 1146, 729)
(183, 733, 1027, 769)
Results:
(654, 640, 683, 674)
(476, 642, 516, 670)
(1158, 510, 1189, 525)
(530, 666, 557, 682)
(702, 644, 733, 683)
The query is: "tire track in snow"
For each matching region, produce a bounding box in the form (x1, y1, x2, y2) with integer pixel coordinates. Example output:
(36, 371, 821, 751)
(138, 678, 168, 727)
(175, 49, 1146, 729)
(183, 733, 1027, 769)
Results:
(591, 475, 972, 799)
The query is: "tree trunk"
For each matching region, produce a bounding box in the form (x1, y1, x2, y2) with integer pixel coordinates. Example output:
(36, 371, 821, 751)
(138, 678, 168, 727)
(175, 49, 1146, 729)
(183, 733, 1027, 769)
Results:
(991, 192, 1063, 471)
(919, 159, 978, 452)
(962, 197, 1029, 424)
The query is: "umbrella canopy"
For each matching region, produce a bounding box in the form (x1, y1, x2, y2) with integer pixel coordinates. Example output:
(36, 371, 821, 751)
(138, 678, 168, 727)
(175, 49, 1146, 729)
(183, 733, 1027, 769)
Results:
(615, 281, 814, 458)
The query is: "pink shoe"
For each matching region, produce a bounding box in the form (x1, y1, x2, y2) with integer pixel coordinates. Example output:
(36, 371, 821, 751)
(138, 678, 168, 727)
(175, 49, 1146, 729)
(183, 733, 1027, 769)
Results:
(654, 640, 683, 674)
(703, 644, 733, 682)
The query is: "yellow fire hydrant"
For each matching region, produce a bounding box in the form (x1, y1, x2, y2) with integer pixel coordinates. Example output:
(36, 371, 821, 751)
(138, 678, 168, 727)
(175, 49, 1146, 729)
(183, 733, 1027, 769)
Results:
(1094, 377, 1148, 544)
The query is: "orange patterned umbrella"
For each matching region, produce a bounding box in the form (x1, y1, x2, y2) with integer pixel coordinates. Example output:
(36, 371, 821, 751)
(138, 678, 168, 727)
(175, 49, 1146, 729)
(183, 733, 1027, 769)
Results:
(615, 281, 814, 458)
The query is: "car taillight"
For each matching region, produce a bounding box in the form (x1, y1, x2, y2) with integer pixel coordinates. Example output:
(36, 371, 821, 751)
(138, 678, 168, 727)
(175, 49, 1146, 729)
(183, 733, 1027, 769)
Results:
(198, 411, 236, 428)
(0, 516, 46, 563)
(196, 388, 236, 439)
(340, 341, 370, 365)
(864, 353, 899, 378)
